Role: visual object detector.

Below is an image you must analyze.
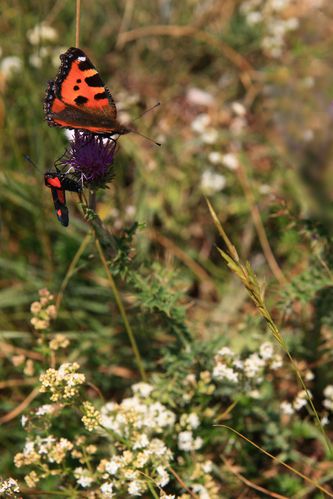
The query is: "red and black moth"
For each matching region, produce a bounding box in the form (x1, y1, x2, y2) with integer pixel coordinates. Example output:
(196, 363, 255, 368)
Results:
(44, 172, 81, 227)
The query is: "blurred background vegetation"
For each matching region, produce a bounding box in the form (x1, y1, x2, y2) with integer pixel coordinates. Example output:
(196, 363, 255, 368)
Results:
(1, 0, 333, 496)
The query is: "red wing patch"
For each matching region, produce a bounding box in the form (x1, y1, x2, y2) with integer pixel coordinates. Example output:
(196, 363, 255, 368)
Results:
(44, 47, 130, 137)
(44, 172, 81, 227)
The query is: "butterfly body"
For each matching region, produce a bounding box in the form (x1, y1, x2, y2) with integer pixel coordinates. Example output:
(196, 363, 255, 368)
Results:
(44, 171, 81, 227)
(44, 47, 130, 137)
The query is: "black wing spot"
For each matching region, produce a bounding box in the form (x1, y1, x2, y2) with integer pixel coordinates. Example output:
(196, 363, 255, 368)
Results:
(73, 85, 79, 91)
(94, 91, 107, 100)
(74, 95, 89, 105)
(76, 79, 81, 83)
(85, 73, 103, 87)
(78, 59, 94, 71)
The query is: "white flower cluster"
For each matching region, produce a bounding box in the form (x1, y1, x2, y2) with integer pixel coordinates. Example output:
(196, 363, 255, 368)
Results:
(14, 435, 73, 473)
(213, 343, 282, 388)
(30, 288, 57, 331)
(39, 362, 86, 402)
(280, 390, 311, 415)
(240, 0, 299, 58)
(191, 113, 219, 144)
(323, 385, 333, 411)
(95, 382, 175, 496)
(0, 477, 20, 496)
(27, 22, 58, 45)
(200, 169, 226, 194)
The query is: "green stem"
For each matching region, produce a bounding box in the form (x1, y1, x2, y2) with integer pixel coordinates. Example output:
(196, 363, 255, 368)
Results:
(55, 232, 92, 312)
(95, 238, 147, 380)
(147, 481, 159, 499)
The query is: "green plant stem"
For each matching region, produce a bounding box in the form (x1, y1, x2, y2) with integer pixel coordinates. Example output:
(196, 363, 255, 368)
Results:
(218, 425, 333, 498)
(147, 481, 159, 499)
(95, 238, 147, 381)
(55, 232, 92, 312)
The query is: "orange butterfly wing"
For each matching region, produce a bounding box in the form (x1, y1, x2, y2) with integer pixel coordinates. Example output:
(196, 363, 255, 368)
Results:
(44, 47, 129, 136)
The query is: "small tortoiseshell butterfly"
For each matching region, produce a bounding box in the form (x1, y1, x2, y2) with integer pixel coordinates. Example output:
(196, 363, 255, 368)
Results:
(44, 171, 82, 227)
(44, 47, 130, 138)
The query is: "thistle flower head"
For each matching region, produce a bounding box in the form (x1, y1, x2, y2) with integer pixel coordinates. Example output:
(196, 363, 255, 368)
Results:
(61, 131, 116, 188)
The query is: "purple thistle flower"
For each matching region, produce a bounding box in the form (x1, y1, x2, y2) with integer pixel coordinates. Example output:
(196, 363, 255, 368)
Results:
(60, 131, 116, 188)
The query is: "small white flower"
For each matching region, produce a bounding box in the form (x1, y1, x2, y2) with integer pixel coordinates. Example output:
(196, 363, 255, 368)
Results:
(74, 467, 94, 488)
(0, 477, 20, 494)
(201, 169, 226, 194)
(321, 416, 329, 426)
(221, 153, 239, 170)
(27, 23, 58, 45)
(248, 389, 261, 399)
(188, 413, 200, 429)
(186, 88, 214, 106)
(208, 151, 223, 164)
(232, 358, 244, 370)
(231, 101, 246, 116)
(132, 382, 154, 398)
(293, 391, 309, 411)
(244, 353, 265, 378)
(24, 441, 35, 454)
(259, 184, 271, 194)
(213, 363, 239, 383)
(147, 438, 170, 457)
(323, 399, 333, 411)
(271, 0, 289, 11)
(178, 431, 194, 451)
(270, 354, 283, 370)
(324, 385, 333, 398)
(201, 128, 219, 144)
(0, 56, 22, 78)
(21, 415, 28, 427)
(202, 460, 213, 473)
(36, 404, 54, 416)
(193, 483, 210, 499)
(259, 342, 274, 360)
(128, 480, 145, 495)
(100, 482, 115, 498)
(156, 466, 170, 487)
(77, 476, 94, 488)
(246, 11, 263, 24)
(191, 113, 211, 133)
(305, 370, 314, 381)
(178, 431, 202, 451)
(133, 433, 149, 450)
(217, 347, 234, 357)
(280, 401, 294, 415)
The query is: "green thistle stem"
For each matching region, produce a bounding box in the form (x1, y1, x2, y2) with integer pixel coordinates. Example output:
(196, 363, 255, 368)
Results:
(95, 239, 147, 381)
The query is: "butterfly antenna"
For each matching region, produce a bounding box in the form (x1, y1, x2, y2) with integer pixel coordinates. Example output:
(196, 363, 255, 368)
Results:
(129, 129, 161, 147)
(24, 155, 40, 171)
(133, 102, 161, 122)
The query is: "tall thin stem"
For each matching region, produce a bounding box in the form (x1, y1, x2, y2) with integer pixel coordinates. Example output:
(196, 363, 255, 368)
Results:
(95, 239, 147, 381)
(219, 425, 333, 498)
(75, 0, 81, 47)
(56, 232, 92, 312)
